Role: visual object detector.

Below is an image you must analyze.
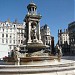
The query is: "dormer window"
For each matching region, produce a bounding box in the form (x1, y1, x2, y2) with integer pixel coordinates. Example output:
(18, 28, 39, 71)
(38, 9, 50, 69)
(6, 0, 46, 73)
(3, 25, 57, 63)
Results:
(7, 24, 8, 27)
(3, 24, 4, 27)
(14, 25, 15, 28)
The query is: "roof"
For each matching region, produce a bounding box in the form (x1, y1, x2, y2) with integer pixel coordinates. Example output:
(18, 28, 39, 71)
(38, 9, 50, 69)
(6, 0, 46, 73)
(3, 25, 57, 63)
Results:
(68, 21, 75, 27)
(27, 2, 37, 9)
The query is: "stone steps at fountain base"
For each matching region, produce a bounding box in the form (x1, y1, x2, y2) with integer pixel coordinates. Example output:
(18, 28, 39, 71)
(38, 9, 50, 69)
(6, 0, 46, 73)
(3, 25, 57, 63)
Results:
(0, 62, 75, 75)
(0, 67, 75, 75)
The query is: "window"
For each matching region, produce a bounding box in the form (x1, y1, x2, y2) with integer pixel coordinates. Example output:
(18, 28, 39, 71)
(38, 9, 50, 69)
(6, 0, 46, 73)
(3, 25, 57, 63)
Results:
(6, 24, 8, 27)
(2, 39, 4, 43)
(13, 34, 15, 39)
(46, 37, 47, 40)
(3, 24, 4, 27)
(10, 46, 11, 50)
(13, 40, 15, 44)
(18, 40, 20, 43)
(3, 28, 4, 32)
(21, 40, 23, 43)
(10, 35, 11, 37)
(14, 25, 15, 28)
(2, 34, 4, 37)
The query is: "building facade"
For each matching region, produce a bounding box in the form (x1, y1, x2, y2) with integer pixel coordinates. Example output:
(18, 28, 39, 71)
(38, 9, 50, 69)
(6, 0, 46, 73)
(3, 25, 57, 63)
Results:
(58, 29, 70, 56)
(0, 20, 25, 53)
(16, 22, 25, 46)
(58, 29, 69, 45)
(40, 24, 52, 52)
(68, 21, 75, 55)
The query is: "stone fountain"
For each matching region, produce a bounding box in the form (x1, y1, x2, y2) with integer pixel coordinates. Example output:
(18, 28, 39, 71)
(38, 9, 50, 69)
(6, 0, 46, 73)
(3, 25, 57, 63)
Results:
(7, 2, 61, 65)
(12, 2, 61, 65)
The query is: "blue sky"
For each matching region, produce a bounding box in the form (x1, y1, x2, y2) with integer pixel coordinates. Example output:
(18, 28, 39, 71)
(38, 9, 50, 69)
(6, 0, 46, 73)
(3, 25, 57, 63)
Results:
(0, 0, 74, 44)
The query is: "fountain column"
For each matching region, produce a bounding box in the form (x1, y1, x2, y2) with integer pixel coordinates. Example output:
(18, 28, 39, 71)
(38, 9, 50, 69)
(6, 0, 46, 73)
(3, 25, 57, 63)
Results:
(28, 22, 31, 43)
(38, 22, 43, 43)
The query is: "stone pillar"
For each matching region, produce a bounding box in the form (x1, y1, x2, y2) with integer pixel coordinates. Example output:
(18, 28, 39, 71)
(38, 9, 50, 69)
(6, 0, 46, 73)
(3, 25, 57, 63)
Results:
(38, 22, 43, 43)
(34, 7, 36, 14)
(34, 8, 35, 14)
(28, 22, 31, 43)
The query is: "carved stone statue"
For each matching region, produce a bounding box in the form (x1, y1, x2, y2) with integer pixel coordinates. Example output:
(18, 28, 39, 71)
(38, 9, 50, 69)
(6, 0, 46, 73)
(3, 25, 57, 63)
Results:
(56, 45, 62, 61)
